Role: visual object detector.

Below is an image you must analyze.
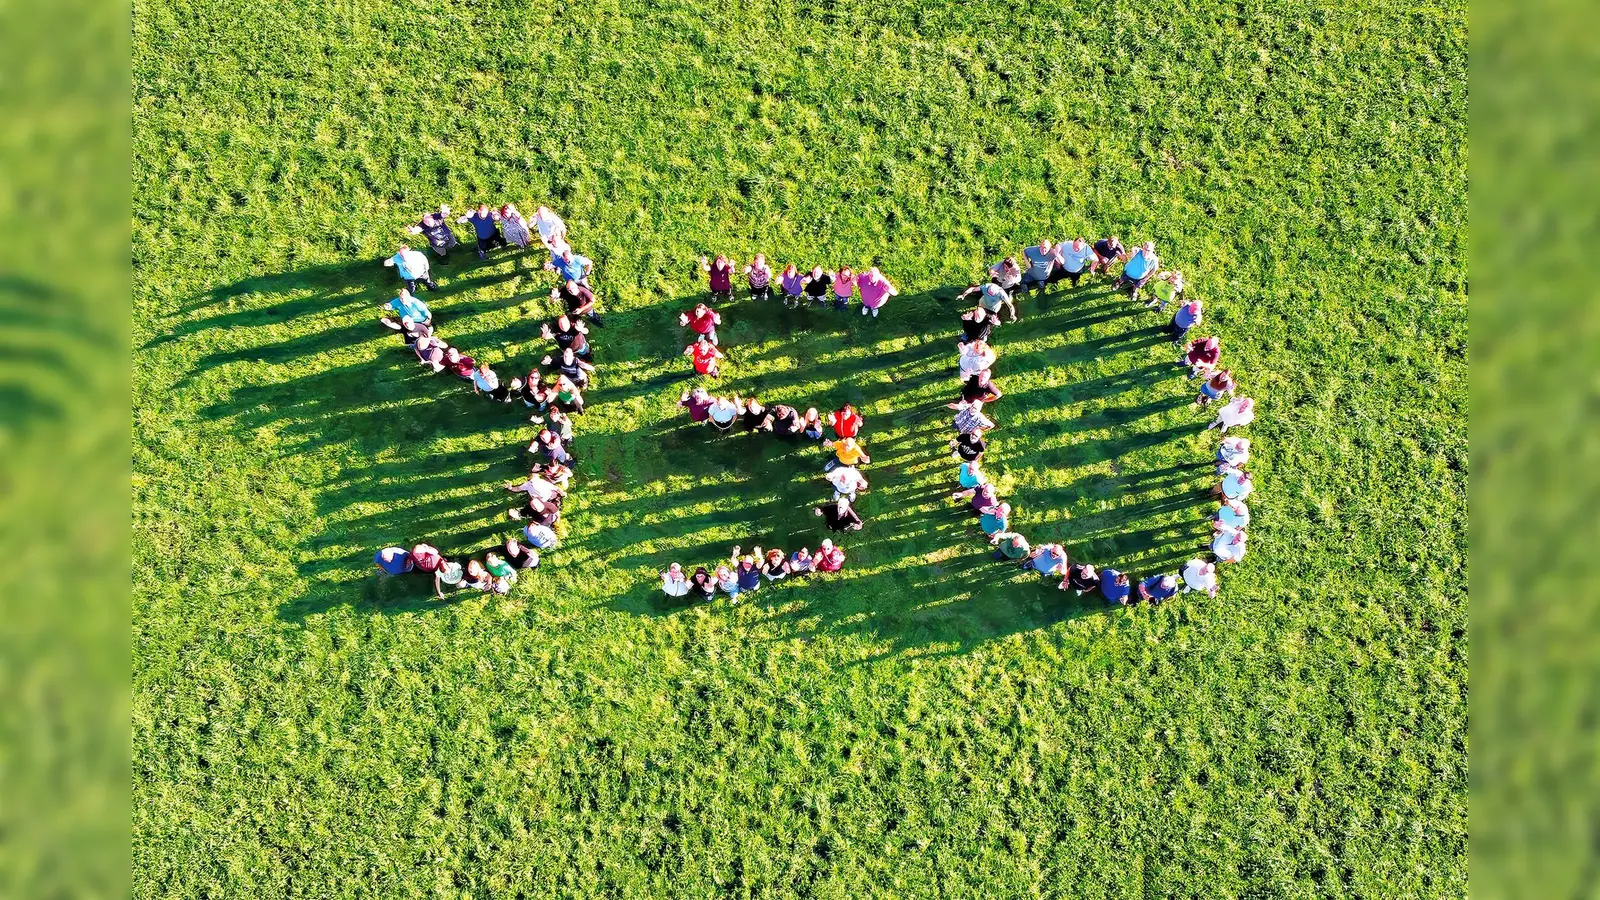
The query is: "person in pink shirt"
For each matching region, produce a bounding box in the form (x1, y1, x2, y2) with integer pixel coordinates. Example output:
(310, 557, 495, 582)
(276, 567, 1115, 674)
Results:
(814, 539, 846, 573)
(832, 266, 856, 311)
(856, 268, 898, 318)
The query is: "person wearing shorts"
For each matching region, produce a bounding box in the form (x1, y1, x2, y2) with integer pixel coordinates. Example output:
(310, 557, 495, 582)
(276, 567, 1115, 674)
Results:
(1117, 241, 1159, 300)
(1091, 236, 1126, 275)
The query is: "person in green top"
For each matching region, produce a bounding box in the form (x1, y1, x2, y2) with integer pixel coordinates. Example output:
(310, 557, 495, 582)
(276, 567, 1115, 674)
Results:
(991, 531, 1030, 561)
(484, 552, 518, 594)
(1147, 269, 1184, 311)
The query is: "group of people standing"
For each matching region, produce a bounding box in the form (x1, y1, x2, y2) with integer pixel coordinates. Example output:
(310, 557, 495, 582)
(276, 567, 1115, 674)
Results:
(939, 234, 1262, 605)
(374, 202, 601, 596)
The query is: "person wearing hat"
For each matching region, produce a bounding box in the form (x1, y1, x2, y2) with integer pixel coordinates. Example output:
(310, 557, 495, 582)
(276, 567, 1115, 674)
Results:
(660, 563, 691, 598)
(383, 243, 438, 293)
(432, 558, 465, 599)
(814, 540, 846, 573)
(1117, 240, 1159, 300)
(1059, 562, 1100, 595)
(730, 546, 763, 597)
(1183, 336, 1221, 379)
(1181, 558, 1219, 597)
(407, 204, 460, 258)
(1138, 573, 1179, 605)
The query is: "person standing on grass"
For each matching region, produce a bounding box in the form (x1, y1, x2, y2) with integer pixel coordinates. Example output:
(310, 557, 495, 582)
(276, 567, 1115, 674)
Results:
(815, 495, 864, 532)
(472, 362, 511, 401)
(958, 281, 1017, 323)
(461, 559, 493, 593)
(553, 279, 602, 324)
(1059, 562, 1100, 595)
(554, 374, 586, 414)
(1212, 527, 1248, 563)
(857, 268, 898, 318)
(1138, 573, 1179, 605)
(443, 346, 474, 378)
(1022, 239, 1061, 291)
(1182, 558, 1219, 597)
(770, 404, 803, 439)
(802, 408, 826, 441)
(381, 288, 432, 330)
(1118, 241, 1159, 300)
(542, 315, 592, 362)
(375, 546, 413, 576)
(505, 469, 565, 506)
(1207, 396, 1256, 433)
(740, 396, 773, 433)
(1183, 336, 1221, 379)
(761, 548, 790, 582)
(502, 537, 541, 571)
(1171, 299, 1203, 345)
(714, 562, 741, 601)
(959, 306, 997, 347)
(1148, 269, 1184, 311)
(388, 316, 433, 350)
(1197, 369, 1236, 406)
(951, 429, 987, 463)
(954, 369, 1002, 407)
(1216, 436, 1250, 470)
(1091, 235, 1126, 275)
(979, 501, 1013, 538)
(458, 204, 507, 260)
(957, 457, 987, 490)
(408, 204, 460, 259)
(989, 256, 1024, 293)
(954, 481, 1000, 517)
(532, 206, 567, 251)
(832, 265, 857, 311)
(546, 407, 576, 446)
(730, 546, 764, 598)
(661, 563, 691, 599)
(707, 394, 740, 433)
(1215, 465, 1254, 502)
(952, 399, 995, 440)
(687, 566, 717, 602)
(679, 386, 715, 423)
(1100, 568, 1133, 605)
(823, 436, 870, 472)
(531, 428, 573, 467)
(499, 203, 534, 250)
(1023, 542, 1068, 578)
(679, 302, 722, 346)
(701, 254, 736, 303)
(827, 404, 863, 440)
(545, 248, 594, 287)
(384, 244, 438, 292)
(543, 347, 596, 389)
(779, 263, 806, 308)
(802, 265, 834, 308)
(787, 546, 815, 576)
(814, 539, 846, 573)
(1214, 497, 1250, 534)
(958, 339, 997, 380)
(685, 335, 725, 378)
(1051, 237, 1096, 287)
(744, 254, 775, 302)
(992, 531, 1031, 562)
(826, 464, 869, 501)
(523, 520, 560, 551)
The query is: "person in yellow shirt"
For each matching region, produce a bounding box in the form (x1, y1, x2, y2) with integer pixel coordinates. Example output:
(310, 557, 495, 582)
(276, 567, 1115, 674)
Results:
(823, 436, 871, 472)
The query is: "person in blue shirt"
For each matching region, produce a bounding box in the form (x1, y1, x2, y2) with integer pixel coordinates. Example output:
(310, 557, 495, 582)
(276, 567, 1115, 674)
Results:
(544, 249, 594, 286)
(457, 204, 508, 260)
(383, 244, 438, 292)
(1117, 241, 1159, 300)
(730, 546, 764, 594)
(1139, 573, 1179, 605)
(1100, 568, 1132, 605)
(380, 288, 432, 328)
(1021, 240, 1061, 291)
(1170, 299, 1204, 346)
(1022, 542, 1068, 577)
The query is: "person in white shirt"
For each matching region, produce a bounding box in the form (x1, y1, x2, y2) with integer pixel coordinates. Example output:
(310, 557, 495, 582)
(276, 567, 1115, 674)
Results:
(660, 563, 691, 598)
(1051, 237, 1097, 287)
(1212, 528, 1248, 563)
(1182, 558, 1219, 597)
(826, 465, 869, 501)
(988, 256, 1024, 292)
(383, 244, 438, 292)
(958, 340, 997, 380)
(532, 206, 567, 250)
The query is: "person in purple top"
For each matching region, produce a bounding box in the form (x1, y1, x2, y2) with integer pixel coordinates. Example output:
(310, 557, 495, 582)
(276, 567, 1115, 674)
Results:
(1170, 299, 1203, 346)
(1100, 568, 1132, 605)
(408, 204, 460, 258)
(457, 204, 508, 260)
(1138, 573, 1179, 605)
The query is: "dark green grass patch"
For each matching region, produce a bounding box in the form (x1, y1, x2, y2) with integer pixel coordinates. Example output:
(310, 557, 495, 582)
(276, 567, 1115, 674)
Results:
(134, 0, 1466, 894)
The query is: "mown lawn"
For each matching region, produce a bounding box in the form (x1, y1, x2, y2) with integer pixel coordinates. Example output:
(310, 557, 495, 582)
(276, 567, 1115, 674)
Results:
(132, 0, 1467, 895)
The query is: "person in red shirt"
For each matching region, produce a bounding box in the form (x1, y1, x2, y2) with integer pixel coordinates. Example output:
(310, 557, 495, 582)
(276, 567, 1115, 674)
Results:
(827, 404, 862, 440)
(683, 335, 724, 377)
(700, 254, 736, 302)
(678, 302, 722, 346)
(814, 539, 846, 573)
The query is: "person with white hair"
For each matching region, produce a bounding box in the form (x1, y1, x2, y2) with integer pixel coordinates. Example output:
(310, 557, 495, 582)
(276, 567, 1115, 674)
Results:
(825, 464, 869, 502)
(1208, 396, 1257, 433)
(383, 243, 438, 292)
(1117, 240, 1160, 300)
(1216, 436, 1251, 471)
(1138, 572, 1179, 604)
(952, 399, 995, 438)
(958, 339, 997, 380)
(1214, 498, 1250, 533)
(1181, 558, 1219, 597)
(660, 563, 691, 598)
(407, 204, 460, 258)
(857, 267, 899, 318)
(532, 206, 567, 251)
(814, 539, 846, 573)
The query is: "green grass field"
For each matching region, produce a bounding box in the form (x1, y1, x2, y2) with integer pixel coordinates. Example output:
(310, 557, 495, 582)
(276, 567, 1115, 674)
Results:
(133, 0, 1467, 894)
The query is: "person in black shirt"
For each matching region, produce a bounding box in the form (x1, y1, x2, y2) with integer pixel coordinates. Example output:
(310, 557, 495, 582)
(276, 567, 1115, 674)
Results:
(502, 537, 541, 570)
(770, 404, 802, 438)
(740, 397, 773, 433)
(1060, 562, 1100, 595)
(814, 496, 864, 532)
(959, 307, 995, 347)
(541, 315, 592, 361)
(407, 204, 460, 259)
(552, 279, 603, 325)
(952, 431, 986, 462)
(687, 566, 717, 602)
(955, 370, 1002, 407)
(542, 347, 596, 389)
(802, 265, 833, 307)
